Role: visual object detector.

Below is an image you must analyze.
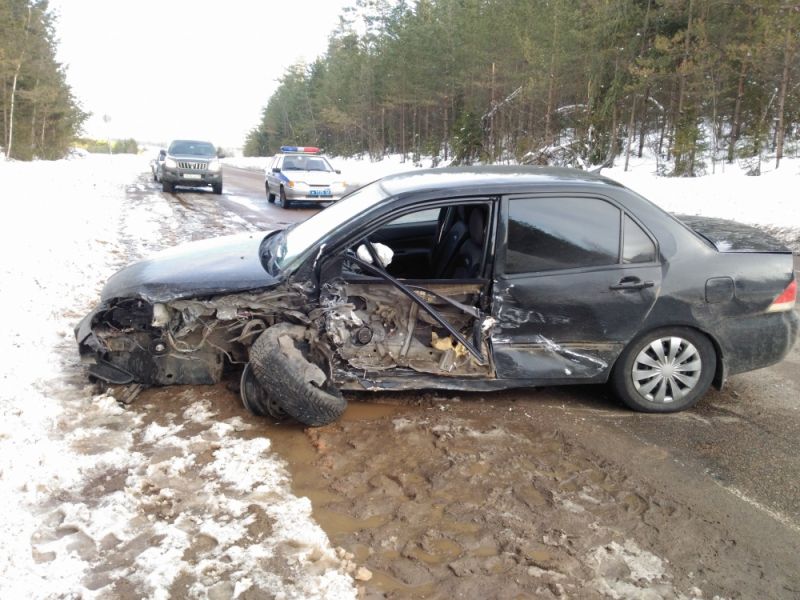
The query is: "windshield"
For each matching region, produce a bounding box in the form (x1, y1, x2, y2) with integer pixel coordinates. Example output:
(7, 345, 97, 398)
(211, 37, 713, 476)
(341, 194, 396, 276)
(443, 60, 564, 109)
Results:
(261, 180, 389, 274)
(282, 155, 334, 172)
(168, 140, 216, 157)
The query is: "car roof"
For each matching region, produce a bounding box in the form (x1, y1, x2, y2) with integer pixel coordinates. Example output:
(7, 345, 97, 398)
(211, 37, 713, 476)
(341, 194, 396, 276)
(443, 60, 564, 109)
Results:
(276, 152, 330, 157)
(378, 165, 624, 196)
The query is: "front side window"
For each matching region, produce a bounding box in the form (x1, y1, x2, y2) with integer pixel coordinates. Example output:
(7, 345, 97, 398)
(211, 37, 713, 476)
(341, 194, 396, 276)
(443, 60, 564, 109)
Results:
(506, 197, 620, 274)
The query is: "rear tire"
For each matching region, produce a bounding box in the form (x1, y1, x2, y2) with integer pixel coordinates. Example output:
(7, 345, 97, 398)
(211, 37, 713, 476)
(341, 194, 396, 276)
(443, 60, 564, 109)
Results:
(162, 181, 174, 193)
(266, 182, 276, 203)
(611, 327, 715, 413)
(249, 324, 346, 426)
(279, 187, 291, 209)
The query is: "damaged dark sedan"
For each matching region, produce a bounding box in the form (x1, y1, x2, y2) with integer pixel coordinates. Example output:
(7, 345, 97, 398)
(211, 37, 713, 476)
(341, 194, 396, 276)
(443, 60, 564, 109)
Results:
(76, 166, 798, 425)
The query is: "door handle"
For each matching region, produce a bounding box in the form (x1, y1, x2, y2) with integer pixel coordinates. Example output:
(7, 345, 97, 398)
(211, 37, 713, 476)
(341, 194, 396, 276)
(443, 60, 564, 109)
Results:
(609, 277, 655, 291)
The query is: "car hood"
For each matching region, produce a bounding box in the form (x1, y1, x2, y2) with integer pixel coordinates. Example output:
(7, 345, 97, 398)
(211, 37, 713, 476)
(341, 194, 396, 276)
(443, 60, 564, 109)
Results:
(101, 231, 279, 303)
(284, 170, 339, 185)
(675, 214, 791, 253)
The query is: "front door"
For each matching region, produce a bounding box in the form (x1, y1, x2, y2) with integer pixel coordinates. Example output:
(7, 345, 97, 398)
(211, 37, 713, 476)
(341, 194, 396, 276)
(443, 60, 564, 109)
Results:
(491, 194, 662, 382)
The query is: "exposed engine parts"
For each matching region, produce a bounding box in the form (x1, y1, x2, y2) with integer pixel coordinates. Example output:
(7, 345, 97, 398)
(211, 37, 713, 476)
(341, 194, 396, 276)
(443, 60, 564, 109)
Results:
(77, 275, 494, 426)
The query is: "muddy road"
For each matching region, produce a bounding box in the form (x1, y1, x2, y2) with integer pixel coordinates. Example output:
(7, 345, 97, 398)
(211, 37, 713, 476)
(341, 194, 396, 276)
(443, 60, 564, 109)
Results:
(112, 170, 800, 598)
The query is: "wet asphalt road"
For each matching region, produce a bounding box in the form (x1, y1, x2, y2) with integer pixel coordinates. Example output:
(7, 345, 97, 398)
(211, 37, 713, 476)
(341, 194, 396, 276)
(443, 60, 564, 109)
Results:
(169, 164, 800, 542)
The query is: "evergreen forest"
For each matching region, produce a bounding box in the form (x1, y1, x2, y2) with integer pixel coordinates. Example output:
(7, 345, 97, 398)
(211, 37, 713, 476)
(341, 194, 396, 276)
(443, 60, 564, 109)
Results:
(1, 0, 86, 160)
(244, 0, 799, 176)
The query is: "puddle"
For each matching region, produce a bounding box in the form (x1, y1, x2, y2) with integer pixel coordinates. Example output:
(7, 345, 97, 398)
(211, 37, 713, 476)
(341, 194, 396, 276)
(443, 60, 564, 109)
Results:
(339, 399, 407, 422)
(368, 570, 438, 596)
(261, 396, 412, 548)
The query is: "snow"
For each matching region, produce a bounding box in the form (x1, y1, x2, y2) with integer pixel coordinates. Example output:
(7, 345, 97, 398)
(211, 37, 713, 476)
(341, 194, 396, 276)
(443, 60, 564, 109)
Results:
(603, 154, 800, 235)
(0, 149, 796, 598)
(0, 154, 356, 599)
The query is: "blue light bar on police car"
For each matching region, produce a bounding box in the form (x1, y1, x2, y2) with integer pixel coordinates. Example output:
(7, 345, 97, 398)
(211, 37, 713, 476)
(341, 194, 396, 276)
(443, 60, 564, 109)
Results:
(280, 146, 320, 154)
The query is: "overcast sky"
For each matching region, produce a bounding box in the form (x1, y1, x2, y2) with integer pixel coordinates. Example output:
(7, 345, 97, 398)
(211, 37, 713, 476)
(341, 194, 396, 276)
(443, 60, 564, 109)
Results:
(49, 0, 352, 149)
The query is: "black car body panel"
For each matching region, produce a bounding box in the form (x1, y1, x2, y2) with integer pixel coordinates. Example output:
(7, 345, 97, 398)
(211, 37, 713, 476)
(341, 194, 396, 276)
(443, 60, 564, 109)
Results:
(676, 214, 791, 253)
(76, 166, 798, 423)
(101, 232, 277, 303)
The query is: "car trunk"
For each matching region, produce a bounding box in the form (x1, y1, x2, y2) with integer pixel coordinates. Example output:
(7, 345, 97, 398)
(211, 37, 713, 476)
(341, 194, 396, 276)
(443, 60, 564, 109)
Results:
(675, 214, 791, 253)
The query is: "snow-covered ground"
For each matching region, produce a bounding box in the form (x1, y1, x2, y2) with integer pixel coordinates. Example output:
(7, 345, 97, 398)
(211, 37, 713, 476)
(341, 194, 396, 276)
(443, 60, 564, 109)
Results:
(0, 150, 797, 598)
(0, 155, 356, 599)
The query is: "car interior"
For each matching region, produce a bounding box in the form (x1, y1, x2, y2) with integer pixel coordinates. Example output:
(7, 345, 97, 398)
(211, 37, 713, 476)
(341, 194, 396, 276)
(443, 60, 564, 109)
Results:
(355, 202, 492, 281)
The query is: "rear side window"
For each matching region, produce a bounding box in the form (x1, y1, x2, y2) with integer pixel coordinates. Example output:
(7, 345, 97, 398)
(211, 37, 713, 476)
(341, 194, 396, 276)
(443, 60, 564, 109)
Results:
(506, 197, 620, 273)
(623, 215, 656, 263)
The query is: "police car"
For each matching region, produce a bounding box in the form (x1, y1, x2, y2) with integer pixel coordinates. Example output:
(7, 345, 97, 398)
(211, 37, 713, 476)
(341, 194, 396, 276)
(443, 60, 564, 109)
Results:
(264, 146, 347, 208)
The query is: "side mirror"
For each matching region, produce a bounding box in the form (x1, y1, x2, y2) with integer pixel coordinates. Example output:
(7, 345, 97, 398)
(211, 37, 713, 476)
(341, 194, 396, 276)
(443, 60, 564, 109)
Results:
(335, 169, 341, 174)
(272, 167, 281, 173)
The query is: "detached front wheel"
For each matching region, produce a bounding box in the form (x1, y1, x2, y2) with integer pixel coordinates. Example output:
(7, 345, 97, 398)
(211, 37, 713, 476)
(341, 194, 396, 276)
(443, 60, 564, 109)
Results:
(240, 363, 289, 420)
(611, 327, 716, 413)
(248, 324, 346, 426)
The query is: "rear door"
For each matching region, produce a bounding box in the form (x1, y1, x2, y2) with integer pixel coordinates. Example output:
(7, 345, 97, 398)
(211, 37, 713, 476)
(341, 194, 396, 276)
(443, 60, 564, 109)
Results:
(491, 194, 662, 381)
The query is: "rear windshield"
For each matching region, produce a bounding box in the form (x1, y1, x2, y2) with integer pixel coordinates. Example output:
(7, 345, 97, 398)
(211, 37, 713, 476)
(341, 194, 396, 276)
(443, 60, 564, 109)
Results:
(169, 140, 216, 157)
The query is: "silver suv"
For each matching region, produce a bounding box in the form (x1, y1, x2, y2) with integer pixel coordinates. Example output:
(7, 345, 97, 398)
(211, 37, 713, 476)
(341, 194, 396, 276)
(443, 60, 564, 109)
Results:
(264, 146, 346, 208)
(161, 139, 223, 194)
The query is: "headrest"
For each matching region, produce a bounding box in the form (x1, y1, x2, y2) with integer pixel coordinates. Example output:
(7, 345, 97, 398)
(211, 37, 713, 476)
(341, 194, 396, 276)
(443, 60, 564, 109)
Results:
(469, 208, 485, 244)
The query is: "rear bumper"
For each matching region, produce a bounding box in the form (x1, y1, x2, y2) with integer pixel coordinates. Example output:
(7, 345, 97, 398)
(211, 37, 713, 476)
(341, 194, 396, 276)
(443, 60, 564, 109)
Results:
(717, 308, 799, 377)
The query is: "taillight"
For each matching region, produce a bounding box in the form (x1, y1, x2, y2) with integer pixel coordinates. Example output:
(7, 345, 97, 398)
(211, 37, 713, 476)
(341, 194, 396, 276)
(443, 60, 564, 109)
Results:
(767, 279, 797, 312)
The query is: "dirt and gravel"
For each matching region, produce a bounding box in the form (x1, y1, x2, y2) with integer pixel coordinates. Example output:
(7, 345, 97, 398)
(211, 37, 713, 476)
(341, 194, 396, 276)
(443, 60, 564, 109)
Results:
(54, 169, 800, 598)
(104, 353, 800, 600)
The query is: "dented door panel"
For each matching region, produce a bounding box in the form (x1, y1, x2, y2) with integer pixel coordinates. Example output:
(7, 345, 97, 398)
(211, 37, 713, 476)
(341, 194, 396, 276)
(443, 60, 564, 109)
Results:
(492, 265, 662, 380)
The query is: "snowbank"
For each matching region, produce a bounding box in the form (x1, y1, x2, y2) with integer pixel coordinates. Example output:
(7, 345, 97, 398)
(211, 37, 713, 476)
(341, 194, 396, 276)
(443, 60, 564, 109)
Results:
(603, 156, 800, 232)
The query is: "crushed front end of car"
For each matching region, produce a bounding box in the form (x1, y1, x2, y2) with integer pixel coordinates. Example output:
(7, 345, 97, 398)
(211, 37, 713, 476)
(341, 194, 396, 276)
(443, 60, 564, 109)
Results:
(74, 229, 353, 425)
